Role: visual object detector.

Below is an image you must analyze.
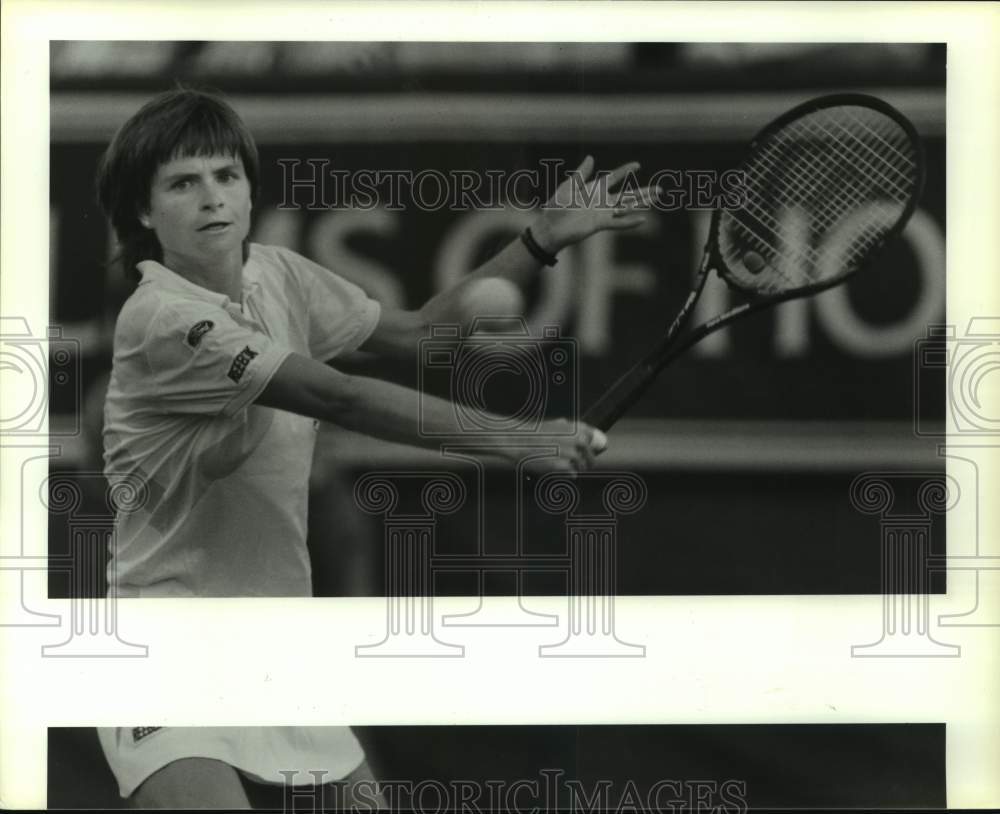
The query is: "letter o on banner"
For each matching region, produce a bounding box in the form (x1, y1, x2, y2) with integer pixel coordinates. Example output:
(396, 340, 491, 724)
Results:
(814, 207, 945, 358)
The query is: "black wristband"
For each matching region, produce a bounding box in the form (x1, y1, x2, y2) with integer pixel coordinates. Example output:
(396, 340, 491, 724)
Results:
(520, 226, 559, 266)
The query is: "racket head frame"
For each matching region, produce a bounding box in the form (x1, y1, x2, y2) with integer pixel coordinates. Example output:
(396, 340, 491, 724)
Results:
(705, 92, 926, 302)
(582, 94, 927, 432)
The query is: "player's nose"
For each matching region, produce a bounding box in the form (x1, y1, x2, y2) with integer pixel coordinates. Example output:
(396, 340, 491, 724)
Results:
(200, 180, 225, 210)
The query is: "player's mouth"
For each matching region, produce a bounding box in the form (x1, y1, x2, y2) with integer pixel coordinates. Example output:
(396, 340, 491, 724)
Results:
(198, 221, 231, 233)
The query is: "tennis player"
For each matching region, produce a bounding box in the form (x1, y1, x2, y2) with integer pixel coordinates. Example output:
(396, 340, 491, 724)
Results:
(94, 88, 652, 808)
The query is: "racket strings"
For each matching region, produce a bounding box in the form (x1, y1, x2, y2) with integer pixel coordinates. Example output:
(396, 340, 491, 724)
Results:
(815, 109, 915, 176)
(748, 135, 885, 238)
(746, 147, 870, 240)
(756, 119, 912, 228)
(720, 104, 919, 293)
(761, 108, 910, 215)
(792, 117, 914, 199)
(737, 150, 884, 273)
(744, 136, 904, 259)
(843, 108, 917, 170)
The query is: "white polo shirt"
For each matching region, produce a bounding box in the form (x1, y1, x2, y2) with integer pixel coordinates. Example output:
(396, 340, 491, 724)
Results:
(103, 242, 381, 597)
(97, 725, 367, 798)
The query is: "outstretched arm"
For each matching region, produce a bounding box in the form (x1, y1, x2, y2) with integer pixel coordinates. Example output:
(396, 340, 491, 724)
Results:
(257, 352, 605, 473)
(359, 156, 658, 358)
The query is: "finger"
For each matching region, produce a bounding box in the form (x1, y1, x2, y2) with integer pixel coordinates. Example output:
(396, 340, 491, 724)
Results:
(572, 432, 597, 470)
(606, 161, 641, 190)
(573, 155, 595, 182)
(632, 185, 662, 205)
(606, 214, 647, 230)
(613, 185, 661, 211)
(555, 458, 578, 479)
(590, 429, 608, 454)
(576, 443, 595, 472)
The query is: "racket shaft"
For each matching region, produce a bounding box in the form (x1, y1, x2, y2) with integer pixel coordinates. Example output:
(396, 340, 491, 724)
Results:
(583, 294, 810, 431)
(582, 361, 660, 431)
(582, 252, 711, 431)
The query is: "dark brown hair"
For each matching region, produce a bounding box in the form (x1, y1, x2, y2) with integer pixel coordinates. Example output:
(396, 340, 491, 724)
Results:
(95, 88, 260, 282)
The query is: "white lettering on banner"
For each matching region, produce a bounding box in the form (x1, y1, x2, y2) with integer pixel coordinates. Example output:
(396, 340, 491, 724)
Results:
(773, 207, 813, 358)
(575, 223, 658, 355)
(527, 258, 576, 334)
(308, 208, 406, 309)
(433, 208, 578, 329)
(433, 209, 530, 294)
(293, 204, 943, 358)
(690, 211, 730, 357)
(434, 210, 578, 334)
(434, 211, 658, 353)
(814, 208, 945, 358)
(774, 299, 811, 358)
(688, 205, 945, 358)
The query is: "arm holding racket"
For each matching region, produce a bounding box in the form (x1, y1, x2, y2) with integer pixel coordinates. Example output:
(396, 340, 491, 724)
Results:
(258, 352, 607, 473)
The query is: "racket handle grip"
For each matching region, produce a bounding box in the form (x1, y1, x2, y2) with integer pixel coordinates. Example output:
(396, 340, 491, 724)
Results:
(582, 363, 657, 432)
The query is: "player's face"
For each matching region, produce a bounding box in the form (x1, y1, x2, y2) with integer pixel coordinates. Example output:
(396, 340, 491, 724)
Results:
(142, 153, 252, 273)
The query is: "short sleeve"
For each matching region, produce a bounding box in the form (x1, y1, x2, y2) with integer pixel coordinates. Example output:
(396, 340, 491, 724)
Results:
(275, 247, 381, 362)
(137, 300, 292, 417)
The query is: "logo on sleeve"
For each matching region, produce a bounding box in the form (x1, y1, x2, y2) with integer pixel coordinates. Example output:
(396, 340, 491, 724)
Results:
(227, 346, 259, 383)
(132, 727, 162, 744)
(186, 320, 214, 348)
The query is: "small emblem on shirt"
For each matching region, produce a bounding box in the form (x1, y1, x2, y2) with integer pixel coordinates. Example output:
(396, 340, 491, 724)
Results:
(186, 320, 214, 348)
(227, 346, 259, 383)
(132, 727, 162, 743)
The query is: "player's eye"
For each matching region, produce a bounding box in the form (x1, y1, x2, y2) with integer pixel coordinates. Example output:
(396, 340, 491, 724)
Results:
(218, 170, 240, 182)
(171, 179, 192, 191)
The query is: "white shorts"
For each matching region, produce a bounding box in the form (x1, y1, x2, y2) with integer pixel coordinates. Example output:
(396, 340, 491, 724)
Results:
(97, 726, 365, 799)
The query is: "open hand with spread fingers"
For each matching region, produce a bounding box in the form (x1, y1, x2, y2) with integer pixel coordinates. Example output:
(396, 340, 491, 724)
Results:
(528, 156, 660, 256)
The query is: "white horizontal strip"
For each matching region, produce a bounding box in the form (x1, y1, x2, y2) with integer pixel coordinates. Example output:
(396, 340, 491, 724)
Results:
(48, 417, 940, 471)
(51, 89, 945, 143)
(325, 419, 941, 471)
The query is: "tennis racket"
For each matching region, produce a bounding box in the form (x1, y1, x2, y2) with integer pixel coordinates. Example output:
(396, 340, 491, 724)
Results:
(583, 93, 925, 432)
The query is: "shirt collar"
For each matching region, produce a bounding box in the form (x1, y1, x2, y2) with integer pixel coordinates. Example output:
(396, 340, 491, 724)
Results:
(136, 249, 261, 307)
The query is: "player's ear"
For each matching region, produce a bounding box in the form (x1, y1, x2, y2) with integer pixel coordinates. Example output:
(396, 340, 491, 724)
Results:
(138, 211, 152, 229)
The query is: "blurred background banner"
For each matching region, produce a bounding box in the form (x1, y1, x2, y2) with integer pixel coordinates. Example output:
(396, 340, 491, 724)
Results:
(48, 42, 946, 598)
(49, 41, 945, 429)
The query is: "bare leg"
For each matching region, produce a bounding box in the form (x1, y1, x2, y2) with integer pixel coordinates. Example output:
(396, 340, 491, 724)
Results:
(128, 757, 252, 809)
(341, 759, 387, 810)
